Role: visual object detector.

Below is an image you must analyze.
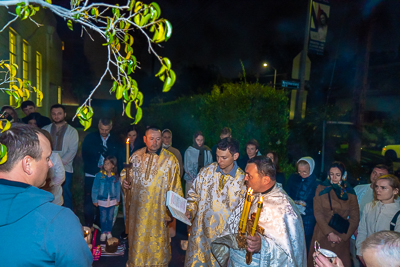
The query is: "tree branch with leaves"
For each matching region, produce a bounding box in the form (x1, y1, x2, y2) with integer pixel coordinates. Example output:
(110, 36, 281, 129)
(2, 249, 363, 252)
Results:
(0, 0, 176, 131)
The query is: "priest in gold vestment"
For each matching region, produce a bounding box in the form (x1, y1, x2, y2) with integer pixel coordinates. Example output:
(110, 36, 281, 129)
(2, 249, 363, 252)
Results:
(122, 127, 183, 267)
(185, 138, 246, 267)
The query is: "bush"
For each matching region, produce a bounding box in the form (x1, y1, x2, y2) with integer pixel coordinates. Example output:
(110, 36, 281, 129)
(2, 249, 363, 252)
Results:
(143, 81, 291, 176)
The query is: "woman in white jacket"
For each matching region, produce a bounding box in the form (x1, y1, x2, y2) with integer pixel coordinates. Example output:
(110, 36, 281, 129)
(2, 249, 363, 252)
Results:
(356, 174, 400, 265)
(183, 131, 212, 197)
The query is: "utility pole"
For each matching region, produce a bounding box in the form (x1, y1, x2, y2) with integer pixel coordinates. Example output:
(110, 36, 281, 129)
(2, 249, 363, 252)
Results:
(348, 17, 372, 163)
(295, 0, 313, 120)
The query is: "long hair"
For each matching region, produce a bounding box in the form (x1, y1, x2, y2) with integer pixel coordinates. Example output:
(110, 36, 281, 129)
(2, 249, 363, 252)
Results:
(266, 151, 279, 172)
(101, 156, 119, 181)
(372, 174, 400, 204)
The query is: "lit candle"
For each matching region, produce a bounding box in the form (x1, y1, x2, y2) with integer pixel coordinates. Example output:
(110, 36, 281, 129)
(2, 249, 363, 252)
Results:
(126, 138, 130, 163)
(241, 189, 253, 234)
(251, 196, 263, 236)
(239, 188, 252, 231)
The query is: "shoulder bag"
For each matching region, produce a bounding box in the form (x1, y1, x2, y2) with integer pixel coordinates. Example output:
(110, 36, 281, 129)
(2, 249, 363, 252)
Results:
(327, 191, 350, 234)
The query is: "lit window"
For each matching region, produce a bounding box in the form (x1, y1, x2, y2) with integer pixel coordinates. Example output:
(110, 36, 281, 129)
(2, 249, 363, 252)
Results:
(36, 51, 42, 107)
(9, 30, 17, 106)
(22, 40, 29, 100)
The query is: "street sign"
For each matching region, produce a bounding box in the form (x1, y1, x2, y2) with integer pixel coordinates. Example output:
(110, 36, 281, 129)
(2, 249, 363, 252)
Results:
(282, 80, 300, 89)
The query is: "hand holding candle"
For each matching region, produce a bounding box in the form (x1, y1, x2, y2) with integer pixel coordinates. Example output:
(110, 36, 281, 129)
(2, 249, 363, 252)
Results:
(126, 138, 130, 163)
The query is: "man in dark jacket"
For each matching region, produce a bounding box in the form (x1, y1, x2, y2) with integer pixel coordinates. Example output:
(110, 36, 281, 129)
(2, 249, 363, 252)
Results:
(82, 118, 121, 228)
(0, 125, 92, 266)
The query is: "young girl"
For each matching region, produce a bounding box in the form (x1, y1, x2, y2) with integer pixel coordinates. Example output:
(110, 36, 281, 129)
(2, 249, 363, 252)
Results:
(92, 156, 121, 241)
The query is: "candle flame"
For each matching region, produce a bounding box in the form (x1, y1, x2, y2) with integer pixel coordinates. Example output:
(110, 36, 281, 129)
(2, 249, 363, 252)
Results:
(260, 196, 263, 202)
(250, 189, 253, 194)
(247, 188, 251, 193)
(126, 138, 130, 144)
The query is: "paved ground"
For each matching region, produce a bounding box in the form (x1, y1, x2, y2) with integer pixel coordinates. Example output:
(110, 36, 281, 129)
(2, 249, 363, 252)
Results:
(93, 216, 188, 267)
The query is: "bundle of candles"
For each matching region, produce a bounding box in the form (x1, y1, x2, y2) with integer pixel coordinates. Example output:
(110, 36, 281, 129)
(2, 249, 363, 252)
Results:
(239, 188, 263, 236)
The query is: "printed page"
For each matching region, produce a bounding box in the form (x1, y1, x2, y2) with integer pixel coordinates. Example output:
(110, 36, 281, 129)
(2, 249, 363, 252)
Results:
(167, 191, 191, 225)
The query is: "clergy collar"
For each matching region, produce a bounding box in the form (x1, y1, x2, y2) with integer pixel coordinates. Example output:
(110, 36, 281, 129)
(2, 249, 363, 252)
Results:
(146, 147, 162, 156)
(261, 182, 276, 195)
(216, 161, 238, 177)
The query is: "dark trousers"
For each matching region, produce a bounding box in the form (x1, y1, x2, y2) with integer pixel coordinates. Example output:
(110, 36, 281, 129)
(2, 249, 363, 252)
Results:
(84, 175, 100, 227)
(62, 172, 73, 210)
(99, 206, 114, 233)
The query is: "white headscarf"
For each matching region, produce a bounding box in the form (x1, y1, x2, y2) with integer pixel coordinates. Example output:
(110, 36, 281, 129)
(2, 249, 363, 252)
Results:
(297, 156, 315, 176)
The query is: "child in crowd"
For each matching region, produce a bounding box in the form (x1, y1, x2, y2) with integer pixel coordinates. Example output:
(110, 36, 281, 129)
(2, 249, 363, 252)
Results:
(92, 156, 121, 241)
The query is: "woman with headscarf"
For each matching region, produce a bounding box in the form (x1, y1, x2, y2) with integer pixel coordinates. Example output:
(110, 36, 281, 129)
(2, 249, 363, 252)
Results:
(183, 131, 212, 197)
(308, 162, 360, 267)
(285, 156, 320, 255)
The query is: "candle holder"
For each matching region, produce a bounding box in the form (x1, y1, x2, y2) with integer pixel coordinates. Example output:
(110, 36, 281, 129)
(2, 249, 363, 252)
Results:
(237, 213, 265, 249)
(123, 162, 133, 234)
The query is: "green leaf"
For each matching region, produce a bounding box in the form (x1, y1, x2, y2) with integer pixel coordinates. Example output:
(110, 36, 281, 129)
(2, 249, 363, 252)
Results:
(16, 4, 23, 17)
(150, 2, 161, 19)
(125, 101, 133, 119)
(67, 20, 73, 31)
(45, 0, 52, 4)
(137, 91, 144, 106)
(165, 20, 173, 41)
(133, 106, 142, 124)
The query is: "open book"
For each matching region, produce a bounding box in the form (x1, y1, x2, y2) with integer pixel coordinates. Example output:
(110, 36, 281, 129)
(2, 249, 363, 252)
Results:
(166, 191, 192, 226)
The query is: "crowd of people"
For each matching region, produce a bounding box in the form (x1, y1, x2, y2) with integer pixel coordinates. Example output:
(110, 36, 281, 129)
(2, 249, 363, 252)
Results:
(0, 101, 400, 266)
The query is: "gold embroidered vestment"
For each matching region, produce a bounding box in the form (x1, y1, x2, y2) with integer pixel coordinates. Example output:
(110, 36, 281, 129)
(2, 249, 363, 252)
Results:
(185, 162, 246, 267)
(121, 147, 183, 267)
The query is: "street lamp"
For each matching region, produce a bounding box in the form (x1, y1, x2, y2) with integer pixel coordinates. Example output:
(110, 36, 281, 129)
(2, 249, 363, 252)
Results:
(262, 63, 277, 89)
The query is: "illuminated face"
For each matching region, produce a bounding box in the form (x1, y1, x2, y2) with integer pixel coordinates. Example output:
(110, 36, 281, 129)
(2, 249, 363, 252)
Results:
(298, 164, 310, 179)
(266, 153, 274, 163)
(162, 132, 172, 146)
(216, 148, 238, 171)
(375, 179, 399, 203)
(22, 105, 36, 116)
(195, 135, 204, 147)
(144, 129, 162, 153)
(245, 163, 265, 193)
(370, 167, 388, 184)
(127, 130, 137, 144)
(103, 160, 114, 173)
(50, 108, 66, 124)
(329, 167, 342, 184)
(28, 119, 37, 127)
(33, 134, 54, 187)
(246, 144, 258, 159)
(98, 122, 112, 138)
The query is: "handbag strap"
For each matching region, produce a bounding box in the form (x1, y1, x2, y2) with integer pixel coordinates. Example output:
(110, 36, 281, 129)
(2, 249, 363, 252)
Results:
(328, 189, 334, 214)
(390, 210, 400, 231)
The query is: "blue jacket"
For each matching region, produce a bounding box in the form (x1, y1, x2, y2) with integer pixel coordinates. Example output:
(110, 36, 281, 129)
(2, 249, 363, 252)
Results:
(285, 173, 320, 217)
(0, 179, 93, 266)
(91, 172, 121, 204)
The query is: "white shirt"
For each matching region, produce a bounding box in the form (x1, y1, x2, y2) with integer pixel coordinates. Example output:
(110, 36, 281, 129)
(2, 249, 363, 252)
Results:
(42, 124, 79, 173)
(356, 201, 400, 255)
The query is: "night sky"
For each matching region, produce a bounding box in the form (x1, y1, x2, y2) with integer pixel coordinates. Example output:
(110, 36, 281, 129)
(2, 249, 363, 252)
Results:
(54, 0, 400, 103)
